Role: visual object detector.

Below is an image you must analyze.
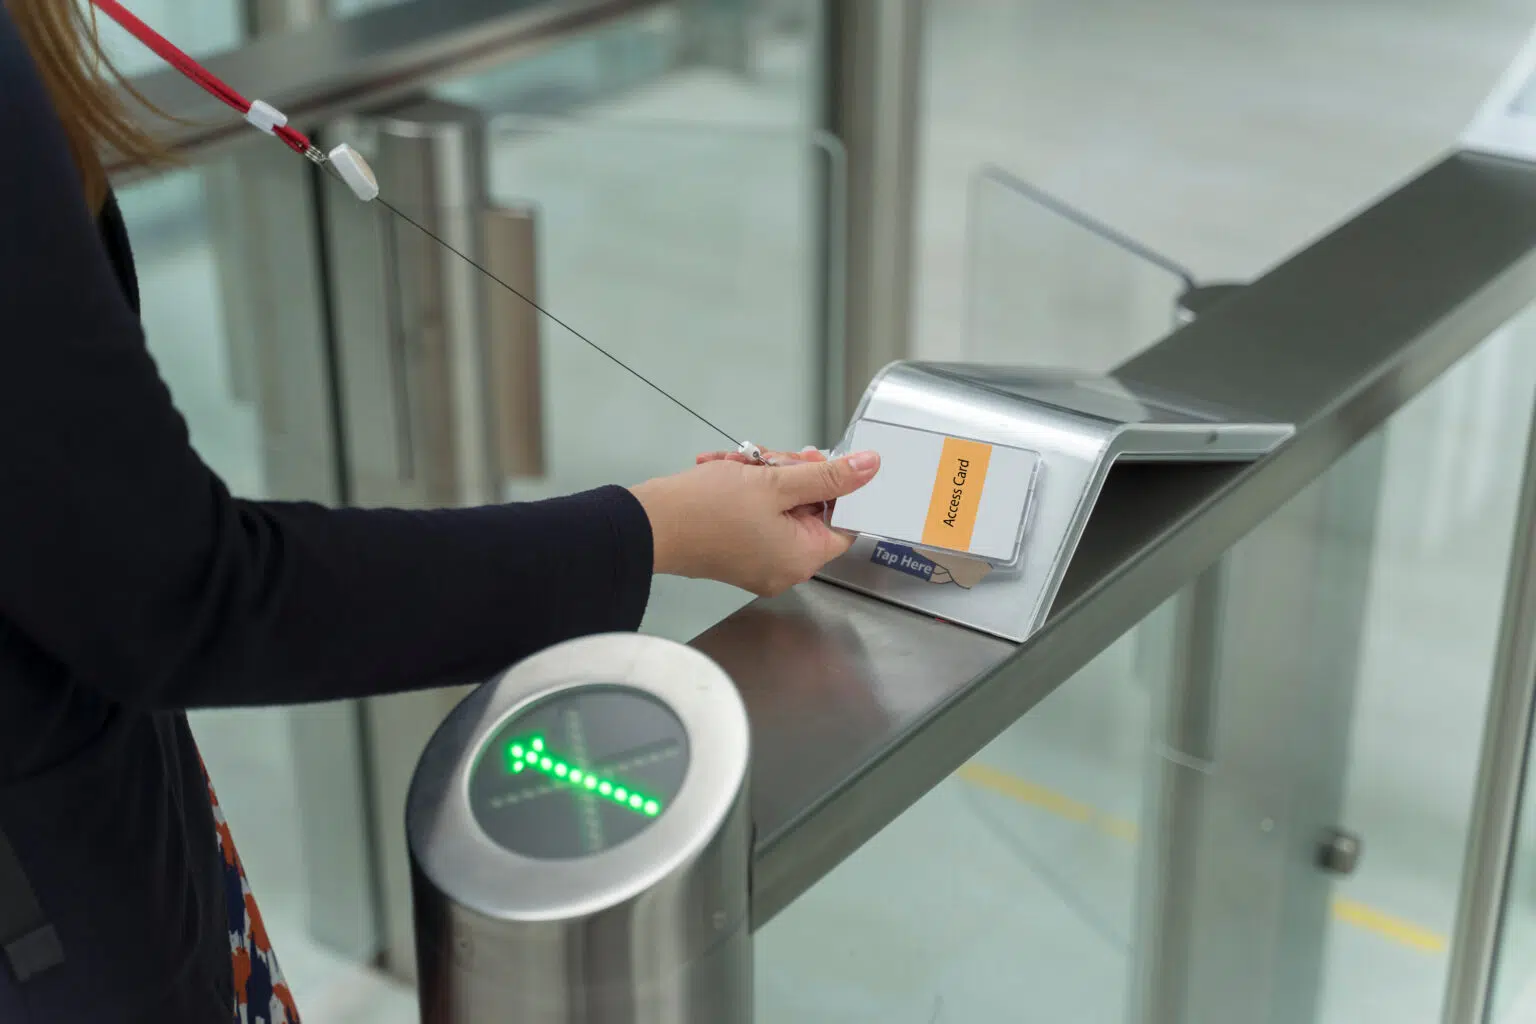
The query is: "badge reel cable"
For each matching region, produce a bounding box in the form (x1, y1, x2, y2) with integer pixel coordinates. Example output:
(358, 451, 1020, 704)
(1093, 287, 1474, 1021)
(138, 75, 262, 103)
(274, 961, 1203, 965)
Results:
(91, 0, 800, 471)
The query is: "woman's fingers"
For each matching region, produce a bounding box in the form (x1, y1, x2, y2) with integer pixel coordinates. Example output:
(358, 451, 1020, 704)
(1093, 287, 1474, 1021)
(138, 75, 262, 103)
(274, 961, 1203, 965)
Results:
(774, 451, 880, 507)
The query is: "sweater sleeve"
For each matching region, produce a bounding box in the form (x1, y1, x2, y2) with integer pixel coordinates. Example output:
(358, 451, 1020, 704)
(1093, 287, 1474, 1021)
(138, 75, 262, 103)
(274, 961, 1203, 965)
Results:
(0, 11, 653, 710)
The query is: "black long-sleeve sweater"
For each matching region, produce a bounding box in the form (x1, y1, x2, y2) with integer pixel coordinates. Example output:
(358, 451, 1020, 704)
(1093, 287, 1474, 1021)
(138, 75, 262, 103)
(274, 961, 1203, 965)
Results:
(0, 9, 653, 1020)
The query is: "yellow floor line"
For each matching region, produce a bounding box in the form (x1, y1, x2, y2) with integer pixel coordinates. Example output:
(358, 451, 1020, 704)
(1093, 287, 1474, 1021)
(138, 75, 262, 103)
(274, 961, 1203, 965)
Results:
(1331, 899, 1447, 953)
(955, 761, 1448, 955)
(956, 762, 1139, 843)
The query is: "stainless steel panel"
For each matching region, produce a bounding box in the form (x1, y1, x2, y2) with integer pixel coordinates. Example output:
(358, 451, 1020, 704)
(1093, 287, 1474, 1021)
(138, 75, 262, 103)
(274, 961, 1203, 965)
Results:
(482, 205, 545, 480)
(326, 99, 502, 509)
(697, 153, 1536, 929)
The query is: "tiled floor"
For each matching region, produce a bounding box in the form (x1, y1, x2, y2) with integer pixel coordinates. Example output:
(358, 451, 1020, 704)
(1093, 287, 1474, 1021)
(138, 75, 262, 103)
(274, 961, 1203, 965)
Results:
(112, 0, 1536, 1020)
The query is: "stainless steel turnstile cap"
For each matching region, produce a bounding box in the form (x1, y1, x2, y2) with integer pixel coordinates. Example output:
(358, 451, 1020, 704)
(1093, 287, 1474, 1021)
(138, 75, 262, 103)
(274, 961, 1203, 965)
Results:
(406, 633, 753, 1023)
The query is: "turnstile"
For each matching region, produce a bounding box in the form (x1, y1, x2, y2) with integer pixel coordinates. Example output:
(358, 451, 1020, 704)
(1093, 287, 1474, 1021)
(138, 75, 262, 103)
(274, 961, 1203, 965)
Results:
(404, 364, 1294, 1022)
(407, 634, 752, 1023)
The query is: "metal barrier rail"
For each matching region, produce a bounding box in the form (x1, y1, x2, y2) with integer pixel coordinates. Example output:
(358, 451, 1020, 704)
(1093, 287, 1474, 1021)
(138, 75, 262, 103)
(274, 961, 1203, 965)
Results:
(699, 151, 1536, 927)
(113, 0, 667, 175)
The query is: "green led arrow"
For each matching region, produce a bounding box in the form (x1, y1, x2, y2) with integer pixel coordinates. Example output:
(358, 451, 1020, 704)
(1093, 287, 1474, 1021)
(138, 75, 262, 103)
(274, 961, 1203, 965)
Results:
(507, 737, 662, 818)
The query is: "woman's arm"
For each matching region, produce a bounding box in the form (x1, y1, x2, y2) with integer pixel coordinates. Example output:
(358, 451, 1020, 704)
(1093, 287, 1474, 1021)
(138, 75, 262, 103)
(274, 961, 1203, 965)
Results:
(0, 19, 651, 710)
(0, 255, 656, 709)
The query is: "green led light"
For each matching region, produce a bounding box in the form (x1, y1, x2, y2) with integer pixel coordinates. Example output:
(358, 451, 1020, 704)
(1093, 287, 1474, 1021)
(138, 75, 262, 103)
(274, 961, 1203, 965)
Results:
(507, 736, 665, 819)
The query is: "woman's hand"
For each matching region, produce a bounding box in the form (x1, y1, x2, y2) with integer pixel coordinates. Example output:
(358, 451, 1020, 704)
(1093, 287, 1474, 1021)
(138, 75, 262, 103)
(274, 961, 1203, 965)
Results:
(628, 450, 879, 597)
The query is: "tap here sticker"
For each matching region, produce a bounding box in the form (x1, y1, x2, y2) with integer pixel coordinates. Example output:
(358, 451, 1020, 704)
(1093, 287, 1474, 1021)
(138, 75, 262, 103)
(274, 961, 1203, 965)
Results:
(830, 420, 1041, 565)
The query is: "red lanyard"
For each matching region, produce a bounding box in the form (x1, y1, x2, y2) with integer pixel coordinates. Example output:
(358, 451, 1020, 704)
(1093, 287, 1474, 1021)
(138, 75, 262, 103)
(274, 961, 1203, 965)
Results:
(91, 0, 316, 158)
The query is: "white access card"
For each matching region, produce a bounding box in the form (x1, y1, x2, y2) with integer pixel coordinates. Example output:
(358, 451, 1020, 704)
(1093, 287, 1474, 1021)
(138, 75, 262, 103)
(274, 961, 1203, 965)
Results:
(831, 419, 1042, 565)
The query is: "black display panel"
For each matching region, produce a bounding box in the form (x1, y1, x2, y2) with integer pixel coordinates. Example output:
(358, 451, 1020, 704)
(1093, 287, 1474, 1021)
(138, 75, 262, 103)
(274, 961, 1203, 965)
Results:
(469, 685, 690, 860)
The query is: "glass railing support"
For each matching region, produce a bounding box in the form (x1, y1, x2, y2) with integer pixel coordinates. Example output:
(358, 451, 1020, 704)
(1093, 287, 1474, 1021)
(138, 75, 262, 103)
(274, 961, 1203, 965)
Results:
(822, 0, 924, 431)
(1443, 374, 1536, 1023)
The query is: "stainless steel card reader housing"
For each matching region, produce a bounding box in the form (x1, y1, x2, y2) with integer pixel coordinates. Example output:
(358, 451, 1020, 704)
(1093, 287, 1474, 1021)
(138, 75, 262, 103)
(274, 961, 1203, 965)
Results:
(818, 362, 1296, 642)
(407, 634, 752, 1023)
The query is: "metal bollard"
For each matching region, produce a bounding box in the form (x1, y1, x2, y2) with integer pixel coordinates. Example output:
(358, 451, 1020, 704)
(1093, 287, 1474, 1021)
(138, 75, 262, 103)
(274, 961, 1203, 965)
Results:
(407, 634, 753, 1022)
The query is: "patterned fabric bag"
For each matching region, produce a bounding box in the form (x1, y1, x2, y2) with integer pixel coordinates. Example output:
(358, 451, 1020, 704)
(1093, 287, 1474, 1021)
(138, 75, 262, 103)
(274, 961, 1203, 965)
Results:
(200, 762, 302, 1024)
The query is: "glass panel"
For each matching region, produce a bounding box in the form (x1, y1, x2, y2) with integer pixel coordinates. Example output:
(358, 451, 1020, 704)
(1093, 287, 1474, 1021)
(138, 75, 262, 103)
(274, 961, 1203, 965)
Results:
(964, 166, 1194, 370)
(484, 115, 837, 641)
(117, 172, 263, 492)
(755, 610, 1167, 1021)
(1315, 309, 1536, 1022)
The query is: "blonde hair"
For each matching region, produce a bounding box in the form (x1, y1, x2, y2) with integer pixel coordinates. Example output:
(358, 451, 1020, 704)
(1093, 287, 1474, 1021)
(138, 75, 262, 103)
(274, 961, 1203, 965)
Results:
(8, 0, 170, 209)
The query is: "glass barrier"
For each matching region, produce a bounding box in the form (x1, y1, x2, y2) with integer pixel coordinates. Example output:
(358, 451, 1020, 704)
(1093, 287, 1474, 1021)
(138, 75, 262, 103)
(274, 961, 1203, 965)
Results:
(755, 620, 1163, 1022)
(964, 166, 1194, 370)
(1314, 306, 1536, 1023)
(756, 298, 1536, 1021)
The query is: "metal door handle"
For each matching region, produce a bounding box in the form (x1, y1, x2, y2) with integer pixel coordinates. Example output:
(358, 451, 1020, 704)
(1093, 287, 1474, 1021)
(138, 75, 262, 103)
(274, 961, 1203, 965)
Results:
(481, 203, 545, 481)
(1316, 827, 1363, 876)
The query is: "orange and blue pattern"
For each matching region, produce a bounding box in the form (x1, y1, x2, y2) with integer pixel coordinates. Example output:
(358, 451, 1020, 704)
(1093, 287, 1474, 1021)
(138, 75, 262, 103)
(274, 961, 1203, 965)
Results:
(201, 764, 301, 1024)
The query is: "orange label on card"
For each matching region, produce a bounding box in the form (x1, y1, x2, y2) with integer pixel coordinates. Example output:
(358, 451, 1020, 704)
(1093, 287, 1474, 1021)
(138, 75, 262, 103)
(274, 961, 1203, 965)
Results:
(921, 437, 992, 551)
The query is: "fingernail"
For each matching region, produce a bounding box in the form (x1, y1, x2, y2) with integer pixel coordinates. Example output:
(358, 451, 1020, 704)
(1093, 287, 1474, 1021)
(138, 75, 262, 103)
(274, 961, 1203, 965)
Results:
(847, 451, 880, 473)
